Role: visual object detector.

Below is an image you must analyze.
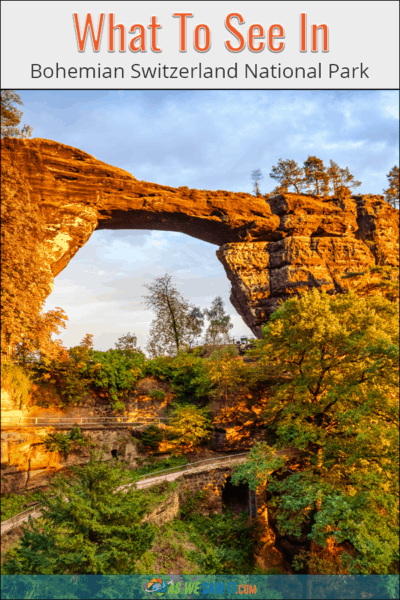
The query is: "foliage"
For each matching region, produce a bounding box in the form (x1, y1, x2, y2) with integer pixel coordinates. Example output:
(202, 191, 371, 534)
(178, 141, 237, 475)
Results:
(1, 159, 67, 360)
(146, 352, 213, 404)
(36, 342, 146, 408)
(114, 332, 142, 355)
(251, 168, 263, 196)
(140, 425, 164, 449)
(132, 455, 188, 478)
(41, 425, 90, 455)
(206, 348, 259, 401)
(269, 158, 305, 194)
(1, 90, 33, 139)
(168, 404, 212, 454)
(383, 165, 399, 209)
(342, 265, 399, 301)
(2, 450, 157, 574)
(1, 360, 32, 409)
(142, 274, 204, 357)
(203, 296, 234, 345)
(327, 159, 361, 194)
(1, 490, 43, 523)
(232, 289, 399, 574)
(149, 389, 166, 400)
(267, 156, 361, 197)
(84, 348, 146, 405)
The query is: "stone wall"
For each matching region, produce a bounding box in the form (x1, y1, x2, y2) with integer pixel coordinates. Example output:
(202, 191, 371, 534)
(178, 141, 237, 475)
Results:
(1, 426, 141, 494)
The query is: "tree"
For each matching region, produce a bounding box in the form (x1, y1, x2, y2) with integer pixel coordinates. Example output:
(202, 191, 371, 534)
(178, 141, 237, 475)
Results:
(383, 165, 399, 209)
(80, 333, 94, 350)
(269, 158, 305, 194)
(142, 274, 203, 357)
(2, 450, 156, 574)
(232, 289, 399, 574)
(326, 160, 361, 195)
(203, 296, 234, 345)
(1, 90, 33, 139)
(115, 332, 141, 355)
(168, 404, 212, 454)
(251, 169, 263, 196)
(303, 155, 330, 196)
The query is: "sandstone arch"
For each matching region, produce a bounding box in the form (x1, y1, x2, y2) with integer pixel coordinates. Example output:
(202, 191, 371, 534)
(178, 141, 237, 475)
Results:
(1, 137, 398, 337)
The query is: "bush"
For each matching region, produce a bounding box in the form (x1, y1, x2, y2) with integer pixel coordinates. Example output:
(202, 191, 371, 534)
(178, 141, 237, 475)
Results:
(41, 425, 90, 455)
(140, 425, 164, 449)
(149, 389, 166, 400)
(168, 404, 212, 455)
(1, 360, 32, 409)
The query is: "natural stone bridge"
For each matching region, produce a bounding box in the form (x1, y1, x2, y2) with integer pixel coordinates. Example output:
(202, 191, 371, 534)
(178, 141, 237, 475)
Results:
(2, 137, 398, 336)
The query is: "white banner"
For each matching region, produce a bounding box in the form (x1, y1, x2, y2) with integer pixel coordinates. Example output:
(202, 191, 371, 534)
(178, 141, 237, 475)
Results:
(1, 0, 399, 89)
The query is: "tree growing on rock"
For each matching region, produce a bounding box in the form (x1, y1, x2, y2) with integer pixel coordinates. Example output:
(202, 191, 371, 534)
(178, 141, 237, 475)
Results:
(303, 155, 330, 196)
(232, 288, 399, 574)
(1, 90, 33, 139)
(383, 165, 399, 208)
(143, 274, 203, 357)
(203, 296, 234, 345)
(326, 160, 361, 195)
(269, 158, 305, 194)
(251, 169, 263, 196)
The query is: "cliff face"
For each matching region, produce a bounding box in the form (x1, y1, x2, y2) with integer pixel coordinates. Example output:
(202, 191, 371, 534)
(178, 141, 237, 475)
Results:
(1, 137, 398, 337)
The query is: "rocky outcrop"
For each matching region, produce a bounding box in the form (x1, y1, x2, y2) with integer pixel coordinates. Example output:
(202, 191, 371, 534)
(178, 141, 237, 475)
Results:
(1, 137, 398, 337)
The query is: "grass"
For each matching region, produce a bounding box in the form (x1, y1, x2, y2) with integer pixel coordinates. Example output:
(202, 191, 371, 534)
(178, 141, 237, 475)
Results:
(1, 490, 44, 522)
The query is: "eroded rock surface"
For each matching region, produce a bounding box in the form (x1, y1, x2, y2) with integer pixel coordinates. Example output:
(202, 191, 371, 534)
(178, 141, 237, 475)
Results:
(2, 137, 398, 337)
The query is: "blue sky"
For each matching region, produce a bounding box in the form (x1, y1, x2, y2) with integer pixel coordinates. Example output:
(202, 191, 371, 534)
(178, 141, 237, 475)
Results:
(17, 90, 399, 353)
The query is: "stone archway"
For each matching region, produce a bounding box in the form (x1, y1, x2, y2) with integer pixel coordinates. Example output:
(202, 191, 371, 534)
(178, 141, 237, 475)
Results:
(2, 137, 398, 337)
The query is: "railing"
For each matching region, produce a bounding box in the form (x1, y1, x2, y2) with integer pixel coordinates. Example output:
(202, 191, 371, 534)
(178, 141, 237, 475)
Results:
(1, 415, 171, 427)
(1, 452, 250, 536)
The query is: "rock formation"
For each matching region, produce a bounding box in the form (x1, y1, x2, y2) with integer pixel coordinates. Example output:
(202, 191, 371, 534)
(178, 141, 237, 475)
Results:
(1, 137, 398, 337)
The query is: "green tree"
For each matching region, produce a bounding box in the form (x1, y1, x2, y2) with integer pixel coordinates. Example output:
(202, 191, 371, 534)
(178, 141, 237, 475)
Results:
(251, 169, 263, 196)
(1, 90, 33, 139)
(168, 404, 212, 454)
(303, 155, 330, 196)
(2, 451, 156, 574)
(232, 289, 399, 574)
(204, 296, 234, 345)
(269, 158, 305, 194)
(326, 160, 362, 195)
(142, 274, 203, 357)
(383, 165, 399, 209)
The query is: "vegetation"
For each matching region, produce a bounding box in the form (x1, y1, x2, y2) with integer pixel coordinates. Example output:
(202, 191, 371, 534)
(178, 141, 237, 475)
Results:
(142, 274, 204, 357)
(232, 288, 399, 574)
(1, 360, 33, 410)
(1, 90, 33, 139)
(2, 451, 158, 574)
(41, 425, 91, 455)
(168, 404, 212, 455)
(251, 168, 263, 196)
(383, 165, 399, 208)
(203, 296, 234, 345)
(1, 490, 43, 523)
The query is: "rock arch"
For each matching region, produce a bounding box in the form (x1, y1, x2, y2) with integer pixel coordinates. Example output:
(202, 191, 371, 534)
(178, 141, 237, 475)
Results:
(2, 137, 398, 337)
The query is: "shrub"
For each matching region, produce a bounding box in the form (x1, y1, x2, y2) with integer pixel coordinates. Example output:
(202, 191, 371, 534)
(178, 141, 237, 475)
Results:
(41, 425, 90, 455)
(168, 404, 212, 455)
(1, 360, 32, 409)
(149, 389, 166, 400)
(140, 425, 164, 449)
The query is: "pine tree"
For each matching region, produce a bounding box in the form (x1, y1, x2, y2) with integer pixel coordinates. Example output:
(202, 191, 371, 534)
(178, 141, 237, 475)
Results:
(303, 155, 330, 196)
(251, 169, 263, 196)
(269, 158, 305, 194)
(327, 160, 362, 195)
(2, 451, 156, 574)
(383, 165, 399, 209)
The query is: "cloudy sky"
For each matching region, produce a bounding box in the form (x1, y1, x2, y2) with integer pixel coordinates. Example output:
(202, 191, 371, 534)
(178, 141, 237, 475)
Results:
(17, 89, 399, 353)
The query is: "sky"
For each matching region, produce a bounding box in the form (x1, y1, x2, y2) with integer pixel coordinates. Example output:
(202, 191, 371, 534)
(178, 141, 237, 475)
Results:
(16, 89, 399, 354)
